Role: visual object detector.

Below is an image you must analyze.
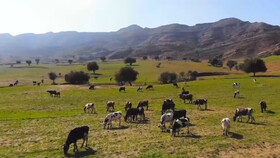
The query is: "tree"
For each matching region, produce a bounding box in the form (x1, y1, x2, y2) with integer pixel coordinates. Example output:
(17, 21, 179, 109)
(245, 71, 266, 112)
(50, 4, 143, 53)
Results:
(187, 71, 198, 81)
(68, 59, 73, 64)
(115, 67, 138, 86)
(226, 60, 238, 71)
(142, 56, 148, 60)
(159, 72, 177, 84)
(55, 59, 59, 63)
(87, 62, 99, 74)
(100, 56, 106, 62)
(65, 71, 90, 84)
(35, 58, 40, 65)
(48, 72, 57, 85)
(208, 58, 223, 67)
(124, 57, 136, 66)
(26, 60, 32, 66)
(16, 60, 21, 64)
(241, 58, 267, 76)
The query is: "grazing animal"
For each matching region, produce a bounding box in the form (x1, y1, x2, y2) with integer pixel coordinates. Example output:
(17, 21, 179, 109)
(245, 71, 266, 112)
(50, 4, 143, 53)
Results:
(253, 78, 257, 83)
(179, 94, 193, 104)
(125, 101, 132, 111)
(146, 85, 153, 90)
(119, 86, 125, 92)
(14, 80, 19, 86)
(63, 126, 89, 155)
(233, 82, 240, 88)
(37, 82, 41, 86)
(124, 107, 145, 122)
(110, 77, 113, 81)
(103, 111, 122, 129)
(9, 84, 13, 87)
(221, 118, 230, 136)
(233, 90, 239, 98)
(55, 91, 60, 97)
(33, 81, 37, 85)
(173, 109, 187, 120)
(137, 100, 149, 110)
(89, 85, 95, 90)
(193, 99, 208, 110)
(137, 86, 143, 92)
(161, 99, 175, 114)
(181, 90, 189, 95)
(170, 117, 190, 136)
(84, 103, 95, 113)
(47, 90, 57, 97)
(260, 101, 267, 113)
(173, 82, 179, 88)
(233, 108, 255, 123)
(159, 112, 174, 131)
(41, 79, 44, 84)
(106, 101, 115, 112)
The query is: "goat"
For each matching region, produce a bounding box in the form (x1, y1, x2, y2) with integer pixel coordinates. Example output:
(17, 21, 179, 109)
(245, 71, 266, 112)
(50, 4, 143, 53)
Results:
(63, 126, 89, 155)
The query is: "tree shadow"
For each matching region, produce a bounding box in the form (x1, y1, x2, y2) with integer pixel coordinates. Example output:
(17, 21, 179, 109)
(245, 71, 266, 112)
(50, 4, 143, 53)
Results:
(108, 126, 129, 130)
(66, 147, 97, 157)
(254, 75, 280, 78)
(266, 110, 275, 114)
(91, 73, 103, 76)
(229, 132, 243, 140)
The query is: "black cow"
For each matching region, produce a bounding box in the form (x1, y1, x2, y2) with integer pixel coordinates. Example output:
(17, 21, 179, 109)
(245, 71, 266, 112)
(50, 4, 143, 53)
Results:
(137, 100, 149, 110)
(173, 110, 187, 120)
(55, 91, 60, 97)
(119, 86, 125, 92)
(137, 86, 143, 92)
(124, 107, 145, 122)
(161, 99, 175, 114)
(63, 126, 89, 155)
(173, 82, 179, 88)
(146, 85, 153, 90)
(47, 90, 57, 97)
(9, 84, 13, 87)
(106, 101, 115, 111)
(193, 99, 207, 110)
(89, 85, 95, 90)
(233, 108, 255, 123)
(33, 81, 37, 85)
(125, 101, 132, 111)
(260, 101, 267, 113)
(179, 94, 193, 104)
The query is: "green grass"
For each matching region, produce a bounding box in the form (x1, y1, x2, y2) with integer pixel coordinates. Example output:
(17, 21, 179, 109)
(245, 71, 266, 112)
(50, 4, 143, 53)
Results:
(0, 58, 280, 157)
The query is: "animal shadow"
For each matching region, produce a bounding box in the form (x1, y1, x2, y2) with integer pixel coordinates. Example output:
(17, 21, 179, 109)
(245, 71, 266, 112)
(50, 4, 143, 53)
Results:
(251, 122, 266, 126)
(266, 110, 275, 114)
(66, 147, 97, 158)
(201, 109, 215, 111)
(134, 119, 150, 124)
(236, 96, 245, 99)
(176, 132, 201, 138)
(229, 132, 243, 140)
(109, 126, 129, 130)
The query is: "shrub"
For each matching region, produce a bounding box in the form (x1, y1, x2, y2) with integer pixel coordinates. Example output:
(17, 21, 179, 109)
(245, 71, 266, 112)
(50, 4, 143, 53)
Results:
(159, 72, 177, 84)
(65, 71, 90, 84)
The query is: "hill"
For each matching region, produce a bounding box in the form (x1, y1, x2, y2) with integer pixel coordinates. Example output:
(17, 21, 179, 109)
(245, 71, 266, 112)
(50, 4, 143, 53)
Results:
(1, 18, 280, 61)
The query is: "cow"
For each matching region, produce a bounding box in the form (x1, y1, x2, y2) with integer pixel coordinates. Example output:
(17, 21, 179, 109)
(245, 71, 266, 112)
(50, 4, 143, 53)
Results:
(55, 91, 60, 97)
(137, 86, 143, 92)
(173, 82, 179, 88)
(84, 103, 95, 113)
(233, 90, 239, 98)
(110, 77, 113, 81)
(221, 118, 230, 136)
(233, 82, 240, 88)
(37, 82, 41, 86)
(124, 107, 145, 122)
(103, 111, 122, 129)
(260, 101, 267, 113)
(137, 100, 149, 110)
(125, 101, 132, 111)
(33, 81, 37, 85)
(146, 85, 153, 90)
(233, 108, 255, 123)
(47, 90, 57, 97)
(14, 80, 19, 86)
(63, 126, 89, 155)
(253, 78, 257, 83)
(193, 99, 207, 110)
(9, 84, 13, 87)
(89, 85, 95, 90)
(119, 86, 125, 92)
(158, 112, 174, 131)
(179, 94, 193, 104)
(170, 118, 190, 136)
(106, 101, 115, 112)
(41, 79, 44, 84)
(161, 99, 175, 114)
(173, 109, 187, 120)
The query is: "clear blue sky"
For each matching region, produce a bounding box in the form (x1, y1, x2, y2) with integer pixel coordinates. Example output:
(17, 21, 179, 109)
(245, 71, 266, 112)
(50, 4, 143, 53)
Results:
(0, 0, 280, 35)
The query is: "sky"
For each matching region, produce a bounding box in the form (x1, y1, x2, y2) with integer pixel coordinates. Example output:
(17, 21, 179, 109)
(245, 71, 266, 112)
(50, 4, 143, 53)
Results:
(0, 0, 280, 35)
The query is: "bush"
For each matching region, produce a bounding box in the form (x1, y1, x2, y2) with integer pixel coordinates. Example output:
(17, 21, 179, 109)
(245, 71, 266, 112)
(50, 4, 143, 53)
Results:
(48, 72, 57, 84)
(65, 71, 90, 84)
(159, 72, 177, 84)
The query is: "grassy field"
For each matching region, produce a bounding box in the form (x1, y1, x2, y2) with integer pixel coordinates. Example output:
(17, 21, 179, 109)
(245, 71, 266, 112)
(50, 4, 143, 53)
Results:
(0, 58, 280, 157)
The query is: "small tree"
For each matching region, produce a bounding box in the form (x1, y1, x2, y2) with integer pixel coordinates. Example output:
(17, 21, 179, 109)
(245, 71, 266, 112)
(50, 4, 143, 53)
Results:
(187, 71, 198, 81)
(241, 58, 267, 76)
(65, 71, 90, 84)
(68, 59, 73, 64)
(87, 62, 99, 74)
(115, 67, 139, 86)
(26, 60, 32, 66)
(179, 72, 186, 81)
(16, 60, 21, 64)
(124, 57, 136, 66)
(209, 58, 223, 67)
(100, 56, 106, 62)
(142, 56, 148, 60)
(48, 72, 57, 85)
(159, 72, 177, 84)
(35, 59, 40, 65)
(55, 59, 59, 63)
(226, 60, 238, 71)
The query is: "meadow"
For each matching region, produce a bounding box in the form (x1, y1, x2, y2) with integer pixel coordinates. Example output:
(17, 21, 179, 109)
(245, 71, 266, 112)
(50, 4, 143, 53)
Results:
(1, 57, 280, 157)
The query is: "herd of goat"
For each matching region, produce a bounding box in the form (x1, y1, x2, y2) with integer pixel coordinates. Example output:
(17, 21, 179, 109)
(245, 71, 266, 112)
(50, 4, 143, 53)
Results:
(61, 79, 269, 155)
